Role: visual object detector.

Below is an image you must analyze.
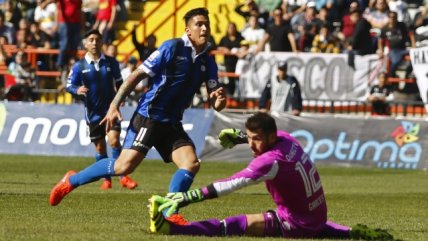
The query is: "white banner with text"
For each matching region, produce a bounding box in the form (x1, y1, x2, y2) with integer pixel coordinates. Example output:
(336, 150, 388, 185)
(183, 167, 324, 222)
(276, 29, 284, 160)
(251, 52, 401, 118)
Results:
(238, 52, 383, 100)
(410, 46, 428, 112)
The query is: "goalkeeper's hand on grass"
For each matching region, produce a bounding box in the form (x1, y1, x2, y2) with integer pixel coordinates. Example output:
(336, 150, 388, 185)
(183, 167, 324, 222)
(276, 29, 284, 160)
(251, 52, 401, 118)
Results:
(218, 128, 248, 149)
(159, 189, 204, 216)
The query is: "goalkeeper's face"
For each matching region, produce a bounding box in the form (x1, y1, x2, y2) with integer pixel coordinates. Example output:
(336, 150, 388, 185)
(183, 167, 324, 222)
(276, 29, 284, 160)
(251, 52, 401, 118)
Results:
(247, 129, 277, 157)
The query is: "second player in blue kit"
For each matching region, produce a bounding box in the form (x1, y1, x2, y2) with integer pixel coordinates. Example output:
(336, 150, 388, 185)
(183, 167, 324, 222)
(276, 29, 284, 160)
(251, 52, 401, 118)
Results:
(65, 29, 138, 190)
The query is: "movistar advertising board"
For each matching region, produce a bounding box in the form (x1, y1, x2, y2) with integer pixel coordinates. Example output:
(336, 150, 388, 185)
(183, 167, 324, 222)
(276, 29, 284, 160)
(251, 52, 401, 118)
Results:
(203, 112, 428, 170)
(0, 102, 215, 159)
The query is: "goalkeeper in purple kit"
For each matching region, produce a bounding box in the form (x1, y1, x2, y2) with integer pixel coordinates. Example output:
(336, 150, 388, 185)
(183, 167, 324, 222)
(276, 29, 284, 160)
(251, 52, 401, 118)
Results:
(149, 112, 395, 240)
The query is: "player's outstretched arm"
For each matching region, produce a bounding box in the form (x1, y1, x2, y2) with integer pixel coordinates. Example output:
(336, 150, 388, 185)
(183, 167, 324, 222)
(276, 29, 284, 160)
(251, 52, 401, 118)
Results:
(218, 128, 248, 149)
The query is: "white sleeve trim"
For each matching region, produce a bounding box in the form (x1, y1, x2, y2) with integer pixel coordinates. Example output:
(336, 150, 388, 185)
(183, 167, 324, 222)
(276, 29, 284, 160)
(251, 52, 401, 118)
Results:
(213, 161, 279, 197)
(139, 64, 155, 77)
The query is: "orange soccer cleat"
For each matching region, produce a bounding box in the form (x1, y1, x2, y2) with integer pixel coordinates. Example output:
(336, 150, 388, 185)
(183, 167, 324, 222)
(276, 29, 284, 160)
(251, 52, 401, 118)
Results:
(49, 170, 76, 206)
(120, 175, 138, 189)
(166, 213, 189, 225)
(100, 178, 112, 190)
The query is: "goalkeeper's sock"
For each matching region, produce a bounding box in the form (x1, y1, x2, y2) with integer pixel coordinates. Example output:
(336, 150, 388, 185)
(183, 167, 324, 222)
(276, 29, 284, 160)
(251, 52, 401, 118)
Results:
(169, 215, 247, 236)
(95, 153, 111, 181)
(318, 221, 351, 239)
(169, 169, 195, 192)
(69, 158, 116, 187)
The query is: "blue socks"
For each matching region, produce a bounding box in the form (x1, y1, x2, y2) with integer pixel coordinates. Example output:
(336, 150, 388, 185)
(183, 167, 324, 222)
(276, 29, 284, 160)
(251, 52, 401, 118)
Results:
(95, 153, 108, 162)
(164, 169, 195, 216)
(111, 147, 124, 179)
(169, 169, 195, 192)
(112, 147, 121, 159)
(69, 158, 116, 187)
(95, 153, 111, 181)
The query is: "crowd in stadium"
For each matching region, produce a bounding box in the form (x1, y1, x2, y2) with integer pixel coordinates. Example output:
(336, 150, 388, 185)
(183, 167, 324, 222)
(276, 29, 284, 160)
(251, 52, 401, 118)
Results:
(0, 0, 427, 106)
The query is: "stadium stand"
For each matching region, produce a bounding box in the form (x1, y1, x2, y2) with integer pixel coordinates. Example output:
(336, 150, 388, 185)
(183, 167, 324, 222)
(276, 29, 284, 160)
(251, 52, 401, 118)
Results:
(0, 0, 426, 116)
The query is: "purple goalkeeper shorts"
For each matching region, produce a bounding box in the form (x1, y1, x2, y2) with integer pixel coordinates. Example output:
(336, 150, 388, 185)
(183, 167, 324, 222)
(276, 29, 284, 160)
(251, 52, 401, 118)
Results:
(270, 210, 351, 238)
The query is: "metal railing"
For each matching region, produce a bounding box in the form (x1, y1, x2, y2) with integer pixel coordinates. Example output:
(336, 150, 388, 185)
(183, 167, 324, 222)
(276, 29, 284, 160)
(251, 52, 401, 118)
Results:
(115, 0, 196, 59)
(302, 99, 425, 117)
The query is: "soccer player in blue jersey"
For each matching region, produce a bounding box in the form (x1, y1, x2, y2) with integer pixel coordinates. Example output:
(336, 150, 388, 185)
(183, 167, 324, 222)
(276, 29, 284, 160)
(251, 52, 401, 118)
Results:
(65, 29, 138, 190)
(50, 8, 227, 225)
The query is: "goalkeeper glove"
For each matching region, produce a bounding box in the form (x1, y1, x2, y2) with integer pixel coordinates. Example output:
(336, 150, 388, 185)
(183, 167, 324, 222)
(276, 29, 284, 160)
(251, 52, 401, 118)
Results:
(218, 128, 248, 149)
(159, 189, 204, 216)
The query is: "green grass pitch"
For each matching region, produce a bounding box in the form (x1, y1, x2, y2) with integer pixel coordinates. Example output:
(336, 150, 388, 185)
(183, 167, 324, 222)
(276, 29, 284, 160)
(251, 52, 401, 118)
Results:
(0, 154, 427, 241)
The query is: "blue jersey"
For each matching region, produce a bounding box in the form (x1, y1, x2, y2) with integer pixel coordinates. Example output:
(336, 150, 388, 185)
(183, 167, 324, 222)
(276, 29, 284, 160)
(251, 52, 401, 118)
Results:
(137, 35, 220, 123)
(66, 54, 123, 124)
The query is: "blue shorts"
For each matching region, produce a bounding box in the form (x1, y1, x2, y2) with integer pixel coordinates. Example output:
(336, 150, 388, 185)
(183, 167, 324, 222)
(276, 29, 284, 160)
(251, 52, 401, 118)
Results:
(122, 113, 195, 163)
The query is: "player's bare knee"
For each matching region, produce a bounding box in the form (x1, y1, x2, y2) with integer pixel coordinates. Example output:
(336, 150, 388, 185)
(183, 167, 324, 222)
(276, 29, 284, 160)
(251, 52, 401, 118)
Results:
(109, 139, 120, 148)
(114, 161, 134, 175)
(174, 157, 200, 173)
(187, 159, 200, 174)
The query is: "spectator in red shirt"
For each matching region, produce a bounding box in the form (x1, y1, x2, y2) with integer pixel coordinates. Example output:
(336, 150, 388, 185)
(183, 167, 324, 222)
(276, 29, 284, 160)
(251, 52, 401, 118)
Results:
(56, 0, 83, 70)
(340, 1, 360, 42)
(93, 0, 117, 50)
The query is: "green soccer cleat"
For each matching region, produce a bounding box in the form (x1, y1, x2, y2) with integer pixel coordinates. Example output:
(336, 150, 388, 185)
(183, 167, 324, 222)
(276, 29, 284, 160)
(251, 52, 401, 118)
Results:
(149, 195, 171, 234)
(350, 224, 395, 241)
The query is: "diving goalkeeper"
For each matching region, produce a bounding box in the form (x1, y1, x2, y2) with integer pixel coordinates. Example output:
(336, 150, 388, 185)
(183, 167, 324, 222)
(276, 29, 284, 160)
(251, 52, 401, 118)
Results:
(148, 112, 395, 240)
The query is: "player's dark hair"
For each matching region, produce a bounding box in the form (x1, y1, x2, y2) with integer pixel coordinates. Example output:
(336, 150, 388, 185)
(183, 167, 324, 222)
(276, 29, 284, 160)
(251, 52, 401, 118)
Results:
(245, 112, 277, 134)
(183, 7, 209, 26)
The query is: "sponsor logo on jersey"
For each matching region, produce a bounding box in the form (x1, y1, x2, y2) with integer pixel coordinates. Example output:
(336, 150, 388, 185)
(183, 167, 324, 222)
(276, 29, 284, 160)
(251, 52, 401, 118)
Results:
(82, 69, 90, 73)
(201, 65, 206, 72)
(176, 56, 187, 61)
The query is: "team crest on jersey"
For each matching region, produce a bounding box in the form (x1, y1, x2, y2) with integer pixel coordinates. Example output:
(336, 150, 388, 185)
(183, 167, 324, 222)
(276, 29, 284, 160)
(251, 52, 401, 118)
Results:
(201, 65, 206, 72)
(207, 79, 218, 89)
(148, 50, 160, 62)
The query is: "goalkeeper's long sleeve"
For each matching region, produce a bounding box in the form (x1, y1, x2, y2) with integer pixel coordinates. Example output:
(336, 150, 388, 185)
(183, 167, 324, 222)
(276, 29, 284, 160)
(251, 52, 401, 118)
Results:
(201, 184, 219, 199)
